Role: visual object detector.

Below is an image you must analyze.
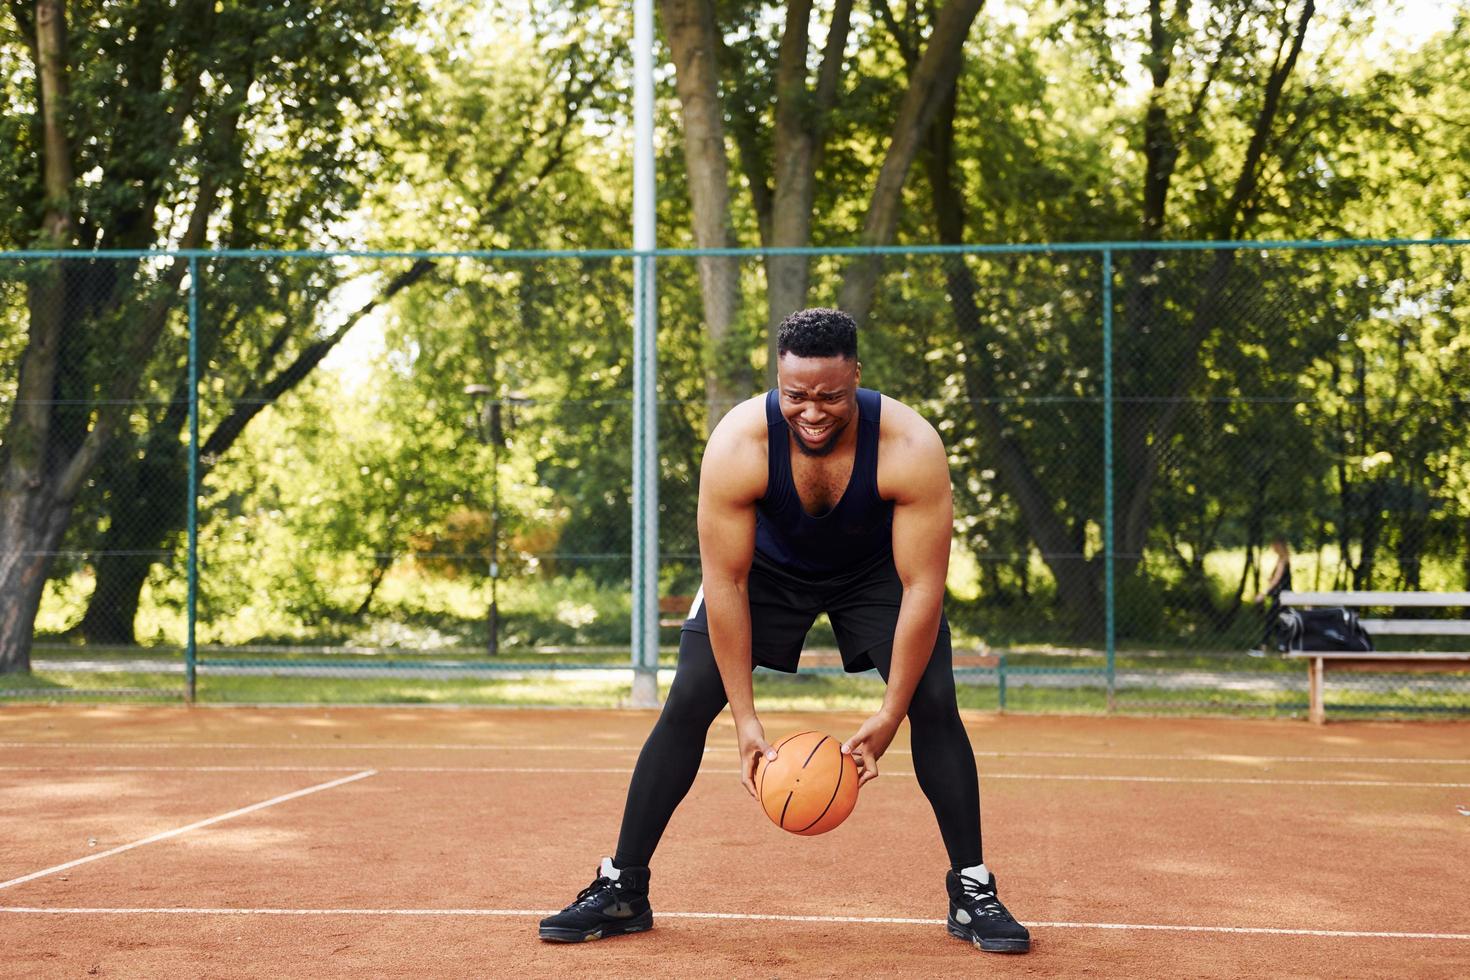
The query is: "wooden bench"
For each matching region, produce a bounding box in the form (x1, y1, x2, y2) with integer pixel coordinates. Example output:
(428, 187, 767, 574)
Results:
(1279, 590, 1470, 724)
(659, 594, 696, 629)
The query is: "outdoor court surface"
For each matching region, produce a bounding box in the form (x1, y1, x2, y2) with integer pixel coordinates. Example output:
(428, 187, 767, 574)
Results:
(3, 705, 1468, 979)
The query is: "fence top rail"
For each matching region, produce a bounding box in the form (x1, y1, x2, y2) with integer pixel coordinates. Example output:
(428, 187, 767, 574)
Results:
(1, 237, 1468, 262)
(1281, 591, 1470, 607)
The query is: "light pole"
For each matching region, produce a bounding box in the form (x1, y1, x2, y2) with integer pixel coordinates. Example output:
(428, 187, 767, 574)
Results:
(465, 384, 502, 656)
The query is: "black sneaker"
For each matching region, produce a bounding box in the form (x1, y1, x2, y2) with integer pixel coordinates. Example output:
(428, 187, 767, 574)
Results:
(945, 868, 1031, 953)
(539, 858, 653, 943)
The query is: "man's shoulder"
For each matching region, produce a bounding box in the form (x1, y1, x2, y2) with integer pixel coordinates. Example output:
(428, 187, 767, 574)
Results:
(711, 393, 770, 443)
(876, 393, 942, 451)
(701, 394, 770, 497)
(875, 395, 949, 504)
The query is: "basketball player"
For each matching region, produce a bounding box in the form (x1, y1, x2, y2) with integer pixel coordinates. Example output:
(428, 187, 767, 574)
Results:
(539, 308, 1030, 953)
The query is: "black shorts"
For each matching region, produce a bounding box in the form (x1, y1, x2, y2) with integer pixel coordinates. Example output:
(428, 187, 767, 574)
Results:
(681, 550, 951, 674)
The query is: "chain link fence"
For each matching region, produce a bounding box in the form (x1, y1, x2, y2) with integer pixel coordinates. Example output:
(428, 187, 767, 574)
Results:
(3, 243, 1467, 715)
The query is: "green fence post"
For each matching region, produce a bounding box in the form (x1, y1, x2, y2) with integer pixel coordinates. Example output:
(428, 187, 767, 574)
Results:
(185, 255, 199, 704)
(997, 653, 1007, 712)
(1102, 249, 1116, 711)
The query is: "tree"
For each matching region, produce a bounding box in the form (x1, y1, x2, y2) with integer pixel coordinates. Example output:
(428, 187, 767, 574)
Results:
(902, 0, 1356, 633)
(64, 5, 622, 646)
(1, 0, 434, 671)
(658, 0, 985, 432)
(660, 0, 750, 431)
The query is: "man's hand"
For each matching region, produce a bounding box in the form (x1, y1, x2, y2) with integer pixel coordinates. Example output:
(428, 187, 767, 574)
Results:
(736, 715, 777, 800)
(841, 709, 903, 788)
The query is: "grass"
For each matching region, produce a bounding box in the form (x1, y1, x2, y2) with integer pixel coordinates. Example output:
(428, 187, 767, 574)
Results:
(0, 671, 184, 701)
(29, 640, 684, 666)
(28, 638, 1315, 672)
(6, 661, 1467, 720)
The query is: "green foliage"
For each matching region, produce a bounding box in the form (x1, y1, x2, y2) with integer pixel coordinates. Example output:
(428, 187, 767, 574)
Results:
(9, 1, 1470, 686)
(1, 0, 423, 250)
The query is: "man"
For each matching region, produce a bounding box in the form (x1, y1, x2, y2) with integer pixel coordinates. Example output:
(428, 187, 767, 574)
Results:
(538, 308, 1030, 954)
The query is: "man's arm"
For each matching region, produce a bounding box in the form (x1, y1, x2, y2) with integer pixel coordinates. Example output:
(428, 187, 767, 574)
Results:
(842, 405, 953, 785)
(696, 400, 775, 798)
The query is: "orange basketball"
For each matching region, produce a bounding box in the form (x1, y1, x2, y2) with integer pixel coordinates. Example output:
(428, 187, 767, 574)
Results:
(755, 730, 859, 836)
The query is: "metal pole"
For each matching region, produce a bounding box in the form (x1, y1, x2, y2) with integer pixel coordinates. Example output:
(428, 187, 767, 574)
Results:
(1102, 249, 1116, 711)
(630, 0, 660, 707)
(488, 401, 500, 657)
(631, 251, 659, 708)
(464, 383, 505, 656)
(185, 256, 199, 704)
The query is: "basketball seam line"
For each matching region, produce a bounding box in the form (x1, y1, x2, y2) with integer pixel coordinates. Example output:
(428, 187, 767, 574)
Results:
(801, 736, 829, 769)
(770, 732, 820, 830)
(775, 732, 809, 753)
(794, 745, 845, 834)
(762, 731, 806, 819)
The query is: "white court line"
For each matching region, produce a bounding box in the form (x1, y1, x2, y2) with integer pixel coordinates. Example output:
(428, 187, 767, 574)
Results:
(1, 741, 1466, 765)
(1, 764, 1466, 788)
(0, 906, 1465, 941)
(983, 773, 1470, 789)
(0, 766, 368, 773)
(0, 770, 376, 891)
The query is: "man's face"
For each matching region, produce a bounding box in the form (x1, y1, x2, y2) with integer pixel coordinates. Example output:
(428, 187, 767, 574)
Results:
(777, 352, 861, 457)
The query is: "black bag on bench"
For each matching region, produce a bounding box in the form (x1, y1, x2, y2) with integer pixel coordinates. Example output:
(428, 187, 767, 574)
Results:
(1275, 607, 1374, 652)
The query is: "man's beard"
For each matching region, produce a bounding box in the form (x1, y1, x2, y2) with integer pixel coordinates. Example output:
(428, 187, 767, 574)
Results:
(786, 417, 849, 457)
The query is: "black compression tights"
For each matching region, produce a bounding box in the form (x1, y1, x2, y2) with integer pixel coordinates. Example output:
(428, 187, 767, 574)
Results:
(614, 630, 982, 869)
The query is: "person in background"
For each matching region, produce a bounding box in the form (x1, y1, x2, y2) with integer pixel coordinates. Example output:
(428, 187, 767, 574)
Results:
(1249, 536, 1292, 657)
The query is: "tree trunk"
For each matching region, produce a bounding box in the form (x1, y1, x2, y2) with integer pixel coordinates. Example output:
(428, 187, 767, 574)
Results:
(0, 3, 76, 673)
(353, 549, 396, 619)
(763, 0, 853, 376)
(1396, 464, 1427, 591)
(921, 80, 1104, 636)
(1115, 249, 1237, 572)
(35, 0, 74, 246)
(659, 0, 747, 433)
(3, 256, 193, 662)
(1462, 516, 1470, 596)
(836, 0, 987, 326)
(1112, 1, 1315, 577)
(763, 0, 818, 361)
(2, 84, 218, 669)
(78, 550, 154, 645)
(77, 430, 188, 644)
(0, 488, 73, 673)
(1354, 483, 1382, 591)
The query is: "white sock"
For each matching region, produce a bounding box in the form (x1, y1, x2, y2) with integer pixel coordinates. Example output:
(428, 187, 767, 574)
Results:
(600, 857, 621, 881)
(957, 863, 991, 886)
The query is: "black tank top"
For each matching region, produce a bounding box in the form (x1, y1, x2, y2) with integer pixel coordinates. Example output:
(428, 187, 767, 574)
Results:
(754, 387, 894, 578)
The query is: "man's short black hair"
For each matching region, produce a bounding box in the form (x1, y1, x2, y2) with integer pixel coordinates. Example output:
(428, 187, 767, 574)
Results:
(777, 308, 858, 360)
